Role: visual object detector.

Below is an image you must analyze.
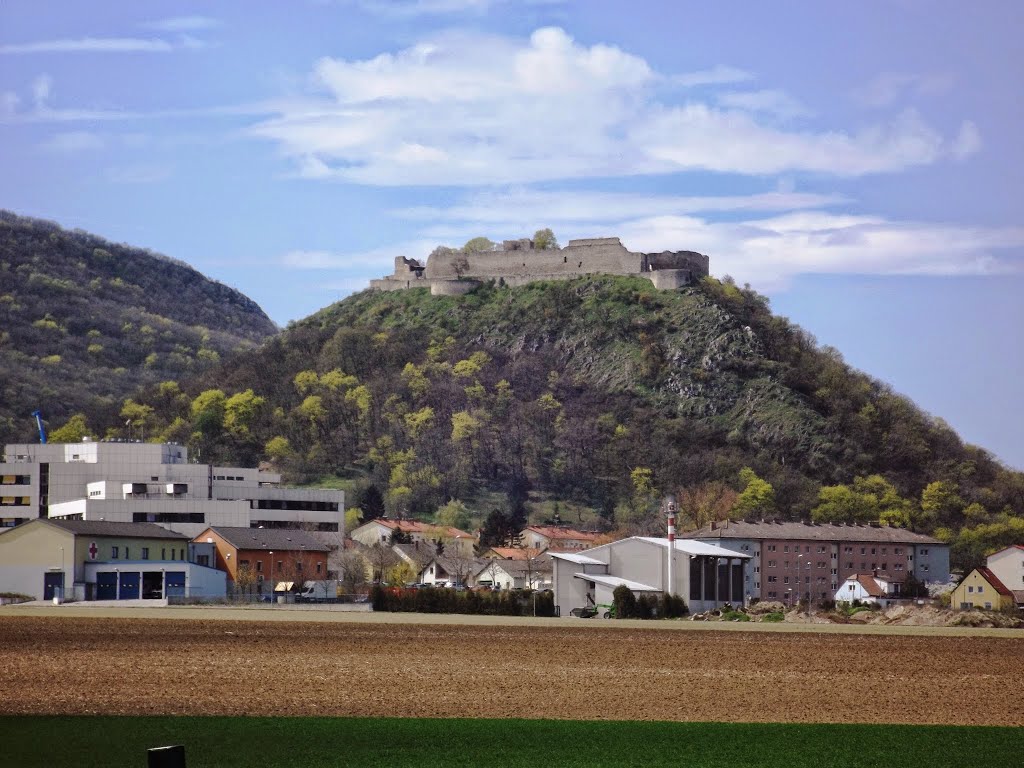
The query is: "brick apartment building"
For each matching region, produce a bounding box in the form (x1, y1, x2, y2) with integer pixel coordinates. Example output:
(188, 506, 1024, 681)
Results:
(691, 519, 949, 605)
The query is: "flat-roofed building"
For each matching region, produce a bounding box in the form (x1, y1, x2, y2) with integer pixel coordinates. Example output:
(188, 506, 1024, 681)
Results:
(2, 440, 343, 538)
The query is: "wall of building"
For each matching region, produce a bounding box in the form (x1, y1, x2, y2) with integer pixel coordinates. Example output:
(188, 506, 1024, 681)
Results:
(987, 548, 1024, 592)
(0, 521, 74, 600)
(913, 544, 948, 583)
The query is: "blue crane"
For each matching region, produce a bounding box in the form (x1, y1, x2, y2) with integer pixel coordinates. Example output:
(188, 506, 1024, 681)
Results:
(31, 410, 47, 444)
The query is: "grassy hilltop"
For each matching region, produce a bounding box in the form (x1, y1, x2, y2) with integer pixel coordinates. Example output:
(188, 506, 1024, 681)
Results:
(0, 211, 278, 442)
(59, 273, 1022, 571)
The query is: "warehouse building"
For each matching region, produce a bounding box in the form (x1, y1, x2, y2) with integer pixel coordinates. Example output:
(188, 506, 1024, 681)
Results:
(552, 536, 750, 617)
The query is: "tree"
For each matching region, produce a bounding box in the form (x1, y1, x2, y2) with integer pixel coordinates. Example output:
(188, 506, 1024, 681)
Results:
(49, 413, 89, 443)
(463, 237, 495, 253)
(234, 563, 258, 597)
(533, 228, 558, 250)
(366, 542, 399, 582)
(436, 499, 472, 531)
(732, 468, 776, 518)
(479, 508, 520, 549)
(920, 480, 964, 529)
(337, 549, 368, 594)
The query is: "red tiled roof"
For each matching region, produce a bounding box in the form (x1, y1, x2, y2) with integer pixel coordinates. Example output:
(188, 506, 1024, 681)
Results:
(852, 574, 886, 598)
(524, 525, 599, 542)
(977, 567, 1014, 597)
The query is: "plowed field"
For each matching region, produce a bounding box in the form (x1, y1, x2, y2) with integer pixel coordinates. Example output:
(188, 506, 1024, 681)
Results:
(2, 616, 1021, 725)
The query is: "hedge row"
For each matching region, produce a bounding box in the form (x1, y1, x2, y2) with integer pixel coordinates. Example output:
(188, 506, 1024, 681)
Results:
(370, 585, 556, 617)
(613, 586, 688, 619)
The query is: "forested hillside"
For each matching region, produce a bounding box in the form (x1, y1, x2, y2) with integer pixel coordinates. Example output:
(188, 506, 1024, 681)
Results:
(0, 211, 278, 442)
(48, 274, 1024, 572)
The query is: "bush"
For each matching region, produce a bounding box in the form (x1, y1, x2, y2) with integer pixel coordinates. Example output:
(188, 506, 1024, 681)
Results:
(720, 609, 750, 622)
(636, 594, 657, 619)
(659, 593, 688, 618)
(762, 612, 785, 622)
(613, 585, 637, 619)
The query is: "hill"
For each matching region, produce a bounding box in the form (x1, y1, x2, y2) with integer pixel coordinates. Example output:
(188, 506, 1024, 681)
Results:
(0, 210, 278, 442)
(53, 274, 1024, 571)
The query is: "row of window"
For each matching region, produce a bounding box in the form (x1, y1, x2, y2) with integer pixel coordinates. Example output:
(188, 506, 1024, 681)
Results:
(0, 496, 31, 506)
(108, 546, 187, 561)
(237, 558, 323, 575)
(764, 560, 829, 569)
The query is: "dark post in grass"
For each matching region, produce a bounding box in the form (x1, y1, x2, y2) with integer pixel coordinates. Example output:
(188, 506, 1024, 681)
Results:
(147, 745, 186, 767)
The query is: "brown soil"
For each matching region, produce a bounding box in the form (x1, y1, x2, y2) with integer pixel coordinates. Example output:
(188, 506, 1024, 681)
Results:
(1, 615, 1021, 725)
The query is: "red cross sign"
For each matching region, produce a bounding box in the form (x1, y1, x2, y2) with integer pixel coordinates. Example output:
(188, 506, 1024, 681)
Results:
(88, 541, 98, 560)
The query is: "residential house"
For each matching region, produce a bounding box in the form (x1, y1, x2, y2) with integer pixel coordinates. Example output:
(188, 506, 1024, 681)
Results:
(474, 555, 552, 590)
(480, 546, 546, 560)
(349, 518, 476, 557)
(521, 525, 599, 552)
(985, 545, 1024, 596)
(691, 519, 950, 604)
(418, 553, 484, 587)
(834, 573, 902, 608)
(951, 567, 1020, 611)
(194, 526, 329, 593)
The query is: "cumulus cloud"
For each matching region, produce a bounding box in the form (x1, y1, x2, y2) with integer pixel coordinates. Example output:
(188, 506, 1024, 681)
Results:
(249, 27, 977, 185)
(951, 120, 982, 160)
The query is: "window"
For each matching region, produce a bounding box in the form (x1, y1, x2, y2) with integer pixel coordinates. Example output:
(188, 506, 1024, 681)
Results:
(161, 548, 166, 559)
(316, 562, 322, 575)
(767, 576, 777, 583)
(180, 549, 185, 560)
(921, 548, 929, 555)
(754, 566, 760, 574)
(768, 544, 776, 552)
(818, 546, 826, 554)
(985, 602, 992, 609)
(844, 546, 853, 554)
(784, 545, 789, 553)
(895, 563, 904, 571)
(882, 563, 888, 570)
(881, 548, 887, 555)
(895, 548, 903, 555)
(256, 561, 263, 572)
(768, 560, 776, 567)
(783, 576, 790, 584)
(860, 547, 866, 555)
(831, 568, 837, 575)
(141, 548, 149, 560)
(111, 546, 119, 559)
(846, 562, 853, 569)
(171, 549, 176, 560)
(805, 546, 811, 553)
(870, 548, 876, 555)
(848, 584, 855, 591)
(295, 561, 303, 572)
(768, 591, 777, 598)
(197, 555, 209, 567)
(124, 547, 129, 559)
(977, 586, 983, 593)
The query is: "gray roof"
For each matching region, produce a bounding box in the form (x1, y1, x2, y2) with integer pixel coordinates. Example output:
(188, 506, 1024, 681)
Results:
(690, 520, 943, 545)
(394, 542, 438, 568)
(47, 519, 187, 540)
(202, 526, 329, 552)
(474, 557, 552, 578)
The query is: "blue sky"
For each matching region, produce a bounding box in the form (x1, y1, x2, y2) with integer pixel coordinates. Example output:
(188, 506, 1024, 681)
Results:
(1, 1, 1022, 468)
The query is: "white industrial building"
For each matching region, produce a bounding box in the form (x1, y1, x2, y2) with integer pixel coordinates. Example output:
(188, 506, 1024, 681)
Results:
(1, 440, 343, 539)
(552, 536, 750, 617)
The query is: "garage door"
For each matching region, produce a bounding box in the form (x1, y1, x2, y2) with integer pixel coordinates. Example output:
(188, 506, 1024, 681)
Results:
(166, 572, 186, 598)
(97, 572, 117, 600)
(118, 571, 140, 600)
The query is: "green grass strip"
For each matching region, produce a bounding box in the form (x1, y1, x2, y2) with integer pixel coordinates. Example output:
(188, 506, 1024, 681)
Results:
(1, 716, 1020, 768)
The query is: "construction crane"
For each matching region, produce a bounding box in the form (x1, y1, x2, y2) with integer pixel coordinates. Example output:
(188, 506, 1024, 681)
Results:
(31, 410, 47, 444)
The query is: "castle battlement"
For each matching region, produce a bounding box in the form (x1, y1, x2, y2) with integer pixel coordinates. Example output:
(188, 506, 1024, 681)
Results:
(369, 236, 709, 295)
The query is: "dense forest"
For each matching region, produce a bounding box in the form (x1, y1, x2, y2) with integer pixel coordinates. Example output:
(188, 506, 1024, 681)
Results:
(44, 273, 1024, 573)
(0, 211, 278, 442)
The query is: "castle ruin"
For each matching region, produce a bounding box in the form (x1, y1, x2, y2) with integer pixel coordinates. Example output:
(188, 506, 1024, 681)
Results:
(369, 237, 710, 296)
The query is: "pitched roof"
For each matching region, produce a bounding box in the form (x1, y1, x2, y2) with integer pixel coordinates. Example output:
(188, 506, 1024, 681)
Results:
(977, 567, 1014, 598)
(691, 519, 943, 545)
(367, 519, 474, 540)
(393, 542, 437, 568)
(524, 525, 599, 542)
(475, 557, 551, 579)
(637, 537, 752, 559)
(47, 519, 187, 540)
(485, 546, 545, 560)
(845, 573, 887, 598)
(200, 526, 329, 552)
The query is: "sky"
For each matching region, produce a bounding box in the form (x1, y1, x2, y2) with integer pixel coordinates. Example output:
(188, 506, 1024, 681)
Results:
(1, 1, 1022, 468)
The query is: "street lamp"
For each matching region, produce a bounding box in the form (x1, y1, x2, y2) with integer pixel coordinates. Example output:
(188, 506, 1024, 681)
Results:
(58, 545, 65, 601)
(268, 551, 273, 605)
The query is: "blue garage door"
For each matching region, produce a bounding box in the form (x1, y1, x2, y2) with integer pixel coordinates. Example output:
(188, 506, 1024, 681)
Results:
(166, 572, 186, 598)
(97, 572, 117, 600)
(118, 571, 140, 600)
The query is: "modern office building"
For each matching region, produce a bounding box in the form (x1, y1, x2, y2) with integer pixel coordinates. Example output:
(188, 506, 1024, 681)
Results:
(1, 440, 344, 539)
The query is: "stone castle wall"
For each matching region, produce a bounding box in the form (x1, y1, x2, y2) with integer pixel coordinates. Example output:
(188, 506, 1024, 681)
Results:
(370, 237, 709, 294)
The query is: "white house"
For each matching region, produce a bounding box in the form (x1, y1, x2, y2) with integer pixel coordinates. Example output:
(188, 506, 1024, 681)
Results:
(350, 519, 476, 557)
(551, 536, 750, 617)
(834, 573, 901, 607)
(520, 525, 599, 552)
(985, 545, 1024, 594)
(473, 557, 551, 590)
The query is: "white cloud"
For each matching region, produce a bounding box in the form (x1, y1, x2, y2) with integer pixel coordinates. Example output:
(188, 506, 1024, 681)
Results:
(38, 131, 104, 153)
(249, 27, 976, 185)
(143, 16, 222, 32)
(951, 120, 982, 161)
(717, 89, 811, 119)
(852, 72, 954, 109)
(346, 0, 565, 17)
(32, 74, 53, 107)
(0, 37, 177, 54)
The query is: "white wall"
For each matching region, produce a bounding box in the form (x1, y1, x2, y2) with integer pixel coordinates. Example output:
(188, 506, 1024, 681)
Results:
(987, 548, 1024, 592)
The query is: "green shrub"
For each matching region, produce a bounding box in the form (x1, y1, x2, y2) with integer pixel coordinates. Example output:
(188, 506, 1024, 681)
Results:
(613, 585, 637, 619)
(762, 612, 785, 622)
